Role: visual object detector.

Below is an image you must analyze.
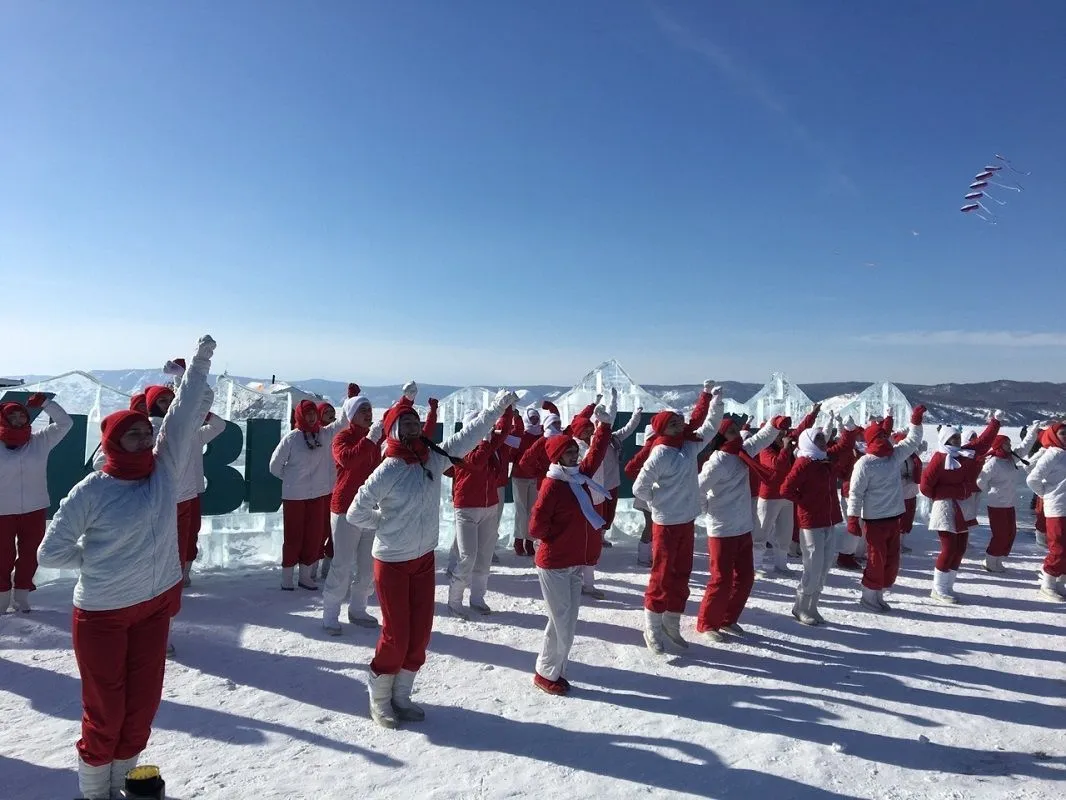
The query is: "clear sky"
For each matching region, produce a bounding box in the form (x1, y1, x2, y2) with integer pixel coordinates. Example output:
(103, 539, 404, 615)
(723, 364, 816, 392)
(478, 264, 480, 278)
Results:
(3, 0, 1065, 387)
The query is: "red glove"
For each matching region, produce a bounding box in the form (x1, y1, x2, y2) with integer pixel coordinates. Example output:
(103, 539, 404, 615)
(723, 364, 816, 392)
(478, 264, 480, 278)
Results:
(847, 516, 861, 536)
(347, 383, 360, 398)
(910, 405, 926, 425)
(428, 397, 439, 410)
(27, 393, 47, 409)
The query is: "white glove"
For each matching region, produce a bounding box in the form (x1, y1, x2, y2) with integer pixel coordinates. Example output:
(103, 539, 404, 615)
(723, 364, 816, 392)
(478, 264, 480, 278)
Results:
(593, 404, 611, 424)
(493, 389, 519, 411)
(402, 380, 418, 401)
(196, 335, 216, 360)
(710, 385, 722, 399)
(162, 360, 186, 377)
(992, 409, 1004, 421)
(843, 415, 858, 431)
(368, 421, 384, 442)
(702, 379, 715, 393)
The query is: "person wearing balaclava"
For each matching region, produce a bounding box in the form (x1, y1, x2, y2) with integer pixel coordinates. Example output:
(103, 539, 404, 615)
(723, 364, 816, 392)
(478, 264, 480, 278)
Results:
(397, 380, 440, 439)
(920, 411, 1001, 604)
(348, 389, 518, 729)
(587, 389, 644, 548)
(846, 405, 926, 612)
(447, 405, 517, 618)
(510, 406, 547, 556)
(0, 393, 73, 613)
(780, 423, 860, 625)
(269, 396, 348, 591)
(978, 426, 1044, 573)
(37, 335, 215, 800)
(1026, 423, 1066, 600)
(322, 392, 385, 633)
(695, 416, 777, 639)
(527, 412, 612, 695)
(632, 384, 724, 654)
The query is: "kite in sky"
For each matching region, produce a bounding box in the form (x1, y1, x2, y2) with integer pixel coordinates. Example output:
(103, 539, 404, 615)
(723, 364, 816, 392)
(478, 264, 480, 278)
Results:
(960, 154, 1029, 224)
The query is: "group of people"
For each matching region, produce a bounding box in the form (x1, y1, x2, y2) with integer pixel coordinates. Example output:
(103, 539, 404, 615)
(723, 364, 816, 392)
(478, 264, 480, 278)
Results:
(2, 338, 1064, 797)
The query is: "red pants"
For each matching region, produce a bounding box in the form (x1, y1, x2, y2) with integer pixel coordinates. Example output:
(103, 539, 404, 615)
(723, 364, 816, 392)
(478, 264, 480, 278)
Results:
(281, 496, 330, 567)
(696, 533, 754, 632)
(644, 522, 695, 614)
(1044, 517, 1066, 577)
(861, 517, 902, 590)
(936, 531, 969, 571)
(986, 506, 1017, 557)
(176, 496, 202, 564)
(0, 508, 47, 592)
(72, 585, 179, 766)
(901, 497, 917, 534)
(371, 552, 436, 675)
(1036, 497, 1047, 534)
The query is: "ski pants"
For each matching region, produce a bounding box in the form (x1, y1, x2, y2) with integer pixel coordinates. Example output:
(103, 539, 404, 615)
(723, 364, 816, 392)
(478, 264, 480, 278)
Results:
(696, 533, 754, 632)
(281, 496, 330, 567)
(323, 513, 375, 614)
(535, 565, 583, 682)
(986, 506, 1018, 558)
(644, 521, 695, 614)
(371, 553, 435, 675)
(0, 508, 47, 592)
(862, 517, 903, 590)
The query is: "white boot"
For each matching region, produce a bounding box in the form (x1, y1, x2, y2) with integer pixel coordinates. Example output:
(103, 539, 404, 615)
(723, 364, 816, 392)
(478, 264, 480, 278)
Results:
(78, 758, 112, 800)
(469, 574, 492, 615)
(661, 611, 688, 649)
(12, 589, 31, 612)
(876, 590, 892, 612)
(447, 581, 468, 619)
(1038, 570, 1066, 601)
(580, 565, 605, 600)
(0, 590, 10, 614)
(367, 671, 399, 728)
(859, 586, 883, 612)
(931, 569, 957, 604)
(984, 554, 1006, 573)
(320, 557, 332, 582)
(637, 541, 652, 567)
(793, 593, 819, 624)
(280, 566, 295, 591)
(807, 593, 826, 625)
(322, 602, 342, 635)
(391, 668, 426, 722)
(110, 754, 139, 796)
(643, 609, 665, 654)
(298, 564, 318, 590)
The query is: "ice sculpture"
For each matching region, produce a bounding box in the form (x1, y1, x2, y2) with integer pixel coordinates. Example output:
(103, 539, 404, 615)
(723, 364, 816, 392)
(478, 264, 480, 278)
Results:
(552, 360, 670, 422)
(747, 372, 814, 425)
(834, 382, 913, 428)
(10, 371, 130, 427)
(437, 386, 498, 433)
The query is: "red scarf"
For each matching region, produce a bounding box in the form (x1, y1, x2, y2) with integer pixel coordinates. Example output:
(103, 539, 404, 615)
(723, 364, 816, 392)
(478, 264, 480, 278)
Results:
(989, 435, 1012, 459)
(720, 438, 771, 481)
(384, 436, 430, 465)
(99, 410, 155, 480)
(1041, 424, 1064, 450)
(294, 399, 322, 435)
(0, 402, 31, 448)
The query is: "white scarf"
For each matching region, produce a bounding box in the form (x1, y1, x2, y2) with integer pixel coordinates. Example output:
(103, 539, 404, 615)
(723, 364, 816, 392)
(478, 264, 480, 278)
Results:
(937, 428, 974, 470)
(545, 464, 607, 529)
(797, 429, 828, 461)
(525, 424, 543, 437)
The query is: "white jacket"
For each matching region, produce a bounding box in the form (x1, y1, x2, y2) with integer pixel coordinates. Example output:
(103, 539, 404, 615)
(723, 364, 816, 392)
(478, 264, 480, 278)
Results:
(1026, 447, 1066, 517)
(347, 402, 507, 563)
(38, 340, 213, 611)
(632, 398, 724, 526)
(698, 421, 778, 537)
(177, 412, 227, 502)
(590, 412, 643, 501)
(846, 424, 923, 521)
(899, 454, 920, 501)
(0, 401, 73, 516)
(269, 419, 346, 500)
(977, 456, 1021, 509)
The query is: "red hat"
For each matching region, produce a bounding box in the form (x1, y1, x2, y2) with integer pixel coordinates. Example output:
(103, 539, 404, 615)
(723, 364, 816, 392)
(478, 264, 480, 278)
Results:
(99, 410, 155, 480)
(1040, 424, 1064, 449)
(129, 393, 148, 414)
(717, 417, 736, 436)
(0, 401, 31, 448)
(382, 402, 419, 440)
(651, 410, 678, 436)
(317, 401, 335, 420)
(545, 435, 577, 463)
(570, 416, 593, 439)
(294, 399, 321, 434)
(771, 416, 792, 431)
(144, 385, 175, 417)
(864, 423, 886, 447)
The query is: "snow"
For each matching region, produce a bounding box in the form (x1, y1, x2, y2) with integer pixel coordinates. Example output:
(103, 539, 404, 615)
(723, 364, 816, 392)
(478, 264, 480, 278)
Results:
(3, 520, 1064, 799)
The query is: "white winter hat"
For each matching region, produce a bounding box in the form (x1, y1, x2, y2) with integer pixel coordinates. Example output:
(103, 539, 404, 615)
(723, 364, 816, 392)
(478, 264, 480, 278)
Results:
(342, 395, 370, 423)
(542, 412, 561, 431)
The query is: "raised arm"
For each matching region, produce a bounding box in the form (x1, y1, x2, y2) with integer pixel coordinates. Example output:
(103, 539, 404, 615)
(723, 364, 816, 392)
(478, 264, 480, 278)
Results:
(687, 381, 714, 430)
(693, 391, 725, 441)
(742, 420, 778, 456)
(422, 397, 439, 439)
(579, 417, 613, 477)
(795, 404, 820, 437)
(970, 415, 1002, 458)
(437, 391, 518, 465)
(1015, 422, 1043, 458)
(154, 336, 214, 478)
(892, 406, 926, 460)
(613, 407, 643, 441)
(33, 399, 74, 450)
(199, 412, 226, 445)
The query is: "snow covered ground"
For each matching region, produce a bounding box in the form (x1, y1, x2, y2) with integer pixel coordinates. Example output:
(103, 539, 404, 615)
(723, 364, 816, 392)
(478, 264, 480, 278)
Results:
(2, 521, 1064, 800)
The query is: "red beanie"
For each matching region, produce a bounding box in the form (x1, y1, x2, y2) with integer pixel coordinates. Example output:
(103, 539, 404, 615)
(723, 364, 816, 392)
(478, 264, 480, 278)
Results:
(294, 399, 321, 434)
(317, 401, 335, 421)
(129, 393, 148, 414)
(545, 435, 577, 463)
(863, 423, 886, 447)
(771, 416, 792, 431)
(144, 385, 175, 417)
(651, 410, 678, 436)
(570, 416, 593, 439)
(382, 402, 419, 440)
(0, 402, 31, 448)
(99, 410, 155, 480)
(1040, 424, 1064, 449)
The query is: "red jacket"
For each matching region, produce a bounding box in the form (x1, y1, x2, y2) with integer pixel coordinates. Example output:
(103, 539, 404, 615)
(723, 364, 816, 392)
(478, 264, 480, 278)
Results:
(451, 414, 513, 508)
(508, 414, 542, 481)
(330, 424, 383, 514)
(779, 430, 856, 529)
(530, 424, 612, 569)
(756, 410, 817, 500)
(920, 420, 1000, 501)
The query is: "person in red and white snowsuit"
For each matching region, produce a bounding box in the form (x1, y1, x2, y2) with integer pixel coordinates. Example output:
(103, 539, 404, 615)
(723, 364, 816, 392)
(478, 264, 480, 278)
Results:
(510, 407, 545, 557)
(846, 406, 926, 612)
(632, 385, 723, 652)
(896, 432, 922, 545)
(447, 406, 517, 617)
(920, 413, 1000, 603)
(38, 335, 215, 800)
(588, 390, 643, 544)
(1025, 423, 1066, 600)
(781, 423, 859, 625)
(0, 394, 73, 613)
(834, 423, 865, 570)
(322, 393, 384, 633)
(348, 389, 518, 728)
(695, 418, 777, 639)
(977, 428, 1041, 574)
(269, 398, 347, 591)
(528, 413, 612, 695)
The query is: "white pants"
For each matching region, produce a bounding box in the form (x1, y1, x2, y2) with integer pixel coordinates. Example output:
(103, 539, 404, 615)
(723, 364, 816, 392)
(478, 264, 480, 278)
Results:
(536, 566, 583, 681)
(512, 478, 537, 541)
(323, 513, 375, 613)
(756, 498, 794, 550)
(798, 527, 835, 600)
(451, 505, 500, 604)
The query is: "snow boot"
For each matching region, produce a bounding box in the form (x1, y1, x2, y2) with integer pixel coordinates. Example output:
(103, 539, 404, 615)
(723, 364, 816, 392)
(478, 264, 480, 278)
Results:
(1038, 570, 1066, 601)
(859, 586, 884, 613)
(0, 590, 10, 614)
(807, 595, 826, 625)
(298, 564, 318, 590)
(182, 562, 192, 588)
(701, 628, 727, 643)
(876, 590, 892, 612)
(792, 594, 819, 625)
(280, 566, 295, 591)
(78, 758, 112, 800)
(391, 668, 426, 722)
(533, 672, 567, 695)
(643, 609, 665, 654)
(322, 603, 342, 636)
(723, 622, 746, 636)
(347, 603, 380, 628)
(984, 554, 1006, 573)
(110, 755, 139, 796)
(447, 581, 468, 619)
(931, 569, 958, 604)
(524, 539, 536, 556)
(470, 575, 492, 615)
(368, 671, 399, 729)
(661, 612, 689, 649)
(637, 540, 652, 567)
(12, 589, 30, 612)
(836, 553, 862, 571)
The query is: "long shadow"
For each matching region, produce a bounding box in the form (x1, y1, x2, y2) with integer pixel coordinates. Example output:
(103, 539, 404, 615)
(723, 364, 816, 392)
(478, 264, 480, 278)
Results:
(1, 754, 80, 800)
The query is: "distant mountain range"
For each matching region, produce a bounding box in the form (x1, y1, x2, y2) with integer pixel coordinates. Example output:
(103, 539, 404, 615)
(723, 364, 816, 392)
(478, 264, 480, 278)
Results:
(5, 370, 1064, 426)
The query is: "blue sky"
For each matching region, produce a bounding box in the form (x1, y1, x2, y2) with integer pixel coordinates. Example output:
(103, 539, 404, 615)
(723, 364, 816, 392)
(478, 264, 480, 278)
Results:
(3, 0, 1065, 386)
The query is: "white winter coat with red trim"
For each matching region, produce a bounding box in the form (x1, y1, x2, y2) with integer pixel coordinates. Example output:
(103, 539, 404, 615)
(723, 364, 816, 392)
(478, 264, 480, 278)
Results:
(269, 419, 346, 500)
(1026, 447, 1066, 518)
(0, 401, 73, 516)
(846, 424, 923, 521)
(977, 456, 1021, 509)
(698, 422, 777, 537)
